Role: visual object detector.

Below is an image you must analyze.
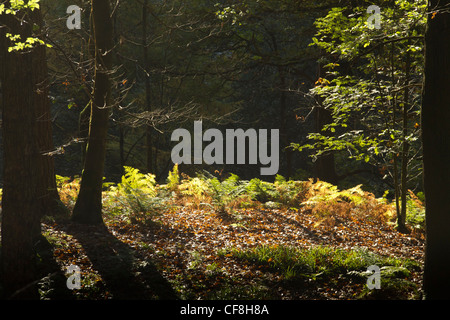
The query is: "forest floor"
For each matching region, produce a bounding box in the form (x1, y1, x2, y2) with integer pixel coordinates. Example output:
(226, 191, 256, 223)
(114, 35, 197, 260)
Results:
(38, 198, 425, 300)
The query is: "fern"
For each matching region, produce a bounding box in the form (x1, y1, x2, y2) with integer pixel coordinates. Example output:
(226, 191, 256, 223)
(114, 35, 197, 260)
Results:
(405, 190, 425, 231)
(167, 164, 180, 191)
(117, 166, 157, 197)
(198, 171, 247, 212)
(301, 182, 365, 207)
(106, 166, 161, 222)
(55, 174, 71, 188)
(273, 177, 309, 207)
(245, 178, 278, 203)
(179, 177, 209, 198)
(300, 180, 391, 223)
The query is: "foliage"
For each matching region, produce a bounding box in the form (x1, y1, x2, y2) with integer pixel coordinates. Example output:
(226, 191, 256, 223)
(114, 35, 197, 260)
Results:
(299, 179, 394, 227)
(223, 244, 420, 285)
(291, 0, 427, 229)
(244, 175, 309, 208)
(245, 178, 278, 203)
(49, 167, 425, 300)
(56, 167, 425, 233)
(294, 0, 426, 165)
(115, 166, 157, 197)
(1, 0, 431, 301)
(177, 176, 211, 208)
(405, 190, 425, 231)
(0, 0, 53, 52)
(56, 175, 81, 210)
(0, 0, 40, 14)
(166, 164, 180, 191)
(104, 167, 164, 223)
(273, 175, 309, 207)
(198, 171, 248, 213)
(303, 181, 366, 207)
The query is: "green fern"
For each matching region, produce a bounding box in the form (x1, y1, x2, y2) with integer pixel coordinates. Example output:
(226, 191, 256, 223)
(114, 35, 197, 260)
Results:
(179, 177, 209, 198)
(199, 171, 247, 212)
(117, 166, 157, 196)
(106, 166, 161, 221)
(167, 164, 180, 191)
(273, 177, 308, 207)
(245, 178, 278, 203)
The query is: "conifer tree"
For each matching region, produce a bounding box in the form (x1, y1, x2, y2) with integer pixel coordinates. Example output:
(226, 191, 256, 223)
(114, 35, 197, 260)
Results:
(72, 0, 114, 225)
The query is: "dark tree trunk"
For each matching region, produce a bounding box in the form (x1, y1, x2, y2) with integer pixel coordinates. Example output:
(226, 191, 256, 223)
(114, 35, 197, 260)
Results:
(72, 0, 114, 225)
(31, 8, 65, 224)
(422, 0, 450, 299)
(143, 0, 153, 173)
(79, 9, 95, 168)
(398, 37, 411, 234)
(0, 6, 41, 299)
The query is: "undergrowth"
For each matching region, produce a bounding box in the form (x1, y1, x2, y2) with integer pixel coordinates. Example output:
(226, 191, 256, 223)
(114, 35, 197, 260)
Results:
(47, 165, 426, 300)
(219, 244, 421, 299)
(55, 165, 426, 232)
(220, 244, 419, 280)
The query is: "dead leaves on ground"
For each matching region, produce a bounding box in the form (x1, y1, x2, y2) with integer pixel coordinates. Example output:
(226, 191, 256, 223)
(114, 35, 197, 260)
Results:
(42, 197, 425, 300)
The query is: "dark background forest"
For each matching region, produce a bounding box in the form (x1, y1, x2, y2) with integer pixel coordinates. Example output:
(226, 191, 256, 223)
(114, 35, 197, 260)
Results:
(30, 0, 403, 189)
(0, 0, 424, 195)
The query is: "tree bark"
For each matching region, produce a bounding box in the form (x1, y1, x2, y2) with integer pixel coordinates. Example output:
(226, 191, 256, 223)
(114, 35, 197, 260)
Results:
(398, 37, 411, 234)
(30, 8, 65, 224)
(79, 8, 95, 168)
(313, 61, 338, 184)
(72, 0, 114, 225)
(143, 0, 153, 173)
(422, 0, 450, 299)
(0, 6, 41, 299)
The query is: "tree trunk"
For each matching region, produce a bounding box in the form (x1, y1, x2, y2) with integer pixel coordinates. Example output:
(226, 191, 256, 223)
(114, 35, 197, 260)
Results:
(112, 3, 125, 176)
(79, 8, 95, 168)
(143, 0, 153, 173)
(72, 0, 114, 225)
(0, 6, 41, 299)
(398, 37, 411, 234)
(79, 102, 91, 167)
(313, 61, 338, 184)
(422, 0, 450, 299)
(31, 8, 65, 224)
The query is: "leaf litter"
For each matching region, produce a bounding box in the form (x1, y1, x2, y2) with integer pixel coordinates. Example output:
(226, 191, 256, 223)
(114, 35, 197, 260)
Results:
(41, 194, 425, 300)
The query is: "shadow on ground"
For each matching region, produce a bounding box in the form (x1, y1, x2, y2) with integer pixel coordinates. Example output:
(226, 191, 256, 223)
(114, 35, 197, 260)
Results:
(43, 220, 179, 300)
